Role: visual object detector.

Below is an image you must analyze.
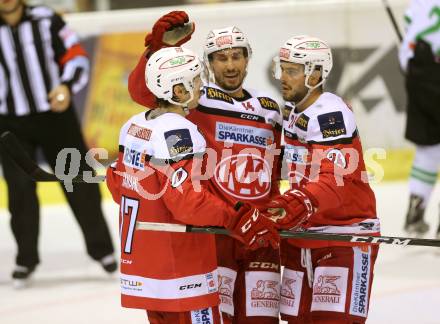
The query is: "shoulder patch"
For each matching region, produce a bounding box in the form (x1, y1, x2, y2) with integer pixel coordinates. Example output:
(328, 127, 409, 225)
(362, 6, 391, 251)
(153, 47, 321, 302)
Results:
(283, 105, 293, 120)
(127, 124, 152, 141)
(317, 111, 347, 139)
(257, 97, 279, 111)
(295, 113, 310, 131)
(171, 167, 189, 188)
(206, 87, 233, 104)
(326, 148, 347, 168)
(164, 128, 193, 158)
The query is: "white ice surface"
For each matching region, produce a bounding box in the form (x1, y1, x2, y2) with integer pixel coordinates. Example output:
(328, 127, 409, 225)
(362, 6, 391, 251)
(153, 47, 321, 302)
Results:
(0, 182, 439, 323)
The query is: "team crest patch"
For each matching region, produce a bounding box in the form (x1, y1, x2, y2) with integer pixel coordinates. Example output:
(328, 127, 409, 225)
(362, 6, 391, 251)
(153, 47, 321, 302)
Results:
(317, 111, 346, 138)
(206, 87, 234, 104)
(218, 267, 237, 316)
(257, 97, 279, 111)
(295, 114, 310, 131)
(170, 167, 188, 188)
(164, 128, 193, 158)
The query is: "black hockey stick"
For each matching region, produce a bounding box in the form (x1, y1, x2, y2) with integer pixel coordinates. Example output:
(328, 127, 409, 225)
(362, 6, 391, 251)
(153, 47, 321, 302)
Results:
(382, 0, 403, 42)
(3, 131, 437, 247)
(0, 131, 103, 183)
(136, 221, 440, 248)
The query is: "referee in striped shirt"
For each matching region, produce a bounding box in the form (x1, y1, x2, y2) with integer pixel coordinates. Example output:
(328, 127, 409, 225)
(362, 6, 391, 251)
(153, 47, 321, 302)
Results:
(0, 0, 116, 288)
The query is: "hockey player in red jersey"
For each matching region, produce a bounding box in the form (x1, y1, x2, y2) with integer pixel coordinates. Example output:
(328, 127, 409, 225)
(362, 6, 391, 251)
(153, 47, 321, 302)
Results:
(127, 11, 283, 324)
(106, 46, 279, 324)
(267, 36, 381, 323)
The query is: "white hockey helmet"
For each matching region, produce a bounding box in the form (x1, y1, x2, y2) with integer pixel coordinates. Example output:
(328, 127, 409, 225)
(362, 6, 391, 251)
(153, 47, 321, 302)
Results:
(273, 35, 333, 89)
(204, 26, 252, 60)
(145, 47, 203, 106)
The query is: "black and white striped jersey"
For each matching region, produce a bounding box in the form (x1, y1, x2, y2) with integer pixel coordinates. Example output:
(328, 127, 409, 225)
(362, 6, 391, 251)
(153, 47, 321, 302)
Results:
(0, 5, 89, 116)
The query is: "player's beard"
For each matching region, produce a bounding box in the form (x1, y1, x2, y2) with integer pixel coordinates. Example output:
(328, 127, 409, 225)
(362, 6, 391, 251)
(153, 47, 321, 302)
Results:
(214, 69, 246, 92)
(282, 85, 308, 105)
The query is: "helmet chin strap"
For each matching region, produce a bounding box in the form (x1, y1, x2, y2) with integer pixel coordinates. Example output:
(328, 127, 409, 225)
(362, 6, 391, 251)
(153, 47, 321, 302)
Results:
(294, 88, 312, 109)
(293, 69, 324, 109)
(167, 82, 194, 115)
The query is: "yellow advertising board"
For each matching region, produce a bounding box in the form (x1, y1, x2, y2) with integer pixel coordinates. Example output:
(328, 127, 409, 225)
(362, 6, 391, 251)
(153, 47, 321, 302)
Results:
(83, 33, 147, 160)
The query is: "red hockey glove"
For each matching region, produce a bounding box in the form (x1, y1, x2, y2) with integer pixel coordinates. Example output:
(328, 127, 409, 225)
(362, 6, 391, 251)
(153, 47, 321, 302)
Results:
(226, 203, 280, 250)
(144, 11, 195, 54)
(265, 190, 317, 230)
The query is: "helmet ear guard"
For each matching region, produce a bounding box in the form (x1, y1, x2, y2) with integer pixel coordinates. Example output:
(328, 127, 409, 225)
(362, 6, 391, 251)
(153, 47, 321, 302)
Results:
(272, 56, 281, 80)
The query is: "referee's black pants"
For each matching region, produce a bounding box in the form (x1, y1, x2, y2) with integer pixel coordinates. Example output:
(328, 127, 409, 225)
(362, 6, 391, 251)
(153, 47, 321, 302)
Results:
(0, 107, 114, 268)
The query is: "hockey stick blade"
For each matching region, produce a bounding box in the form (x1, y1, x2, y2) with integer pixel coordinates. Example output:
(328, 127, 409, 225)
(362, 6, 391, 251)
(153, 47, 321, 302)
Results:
(0, 131, 102, 183)
(136, 221, 440, 248)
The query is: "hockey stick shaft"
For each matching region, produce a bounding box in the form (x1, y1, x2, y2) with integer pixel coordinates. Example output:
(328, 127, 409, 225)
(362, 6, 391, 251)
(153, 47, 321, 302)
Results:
(382, 0, 403, 42)
(5, 130, 435, 247)
(0, 131, 104, 183)
(136, 221, 440, 248)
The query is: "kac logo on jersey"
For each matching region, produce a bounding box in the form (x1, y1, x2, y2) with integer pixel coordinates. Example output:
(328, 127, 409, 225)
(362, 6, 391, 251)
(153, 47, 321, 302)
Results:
(123, 147, 146, 170)
(215, 122, 274, 148)
(326, 148, 347, 168)
(214, 154, 271, 200)
(171, 167, 188, 188)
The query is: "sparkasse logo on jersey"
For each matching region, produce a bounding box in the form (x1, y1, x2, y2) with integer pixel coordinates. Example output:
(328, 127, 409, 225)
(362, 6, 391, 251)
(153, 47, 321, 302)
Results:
(190, 307, 213, 324)
(215, 122, 274, 148)
(350, 247, 370, 318)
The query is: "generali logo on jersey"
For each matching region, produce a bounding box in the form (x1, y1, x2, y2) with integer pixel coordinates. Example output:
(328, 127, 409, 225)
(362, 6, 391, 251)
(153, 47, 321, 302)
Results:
(250, 280, 280, 309)
(280, 269, 304, 316)
(218, 275, 234, 303)
(214, 154, 271, 200)
(280, 277, 296, 303)
(313, 275, 342, 303)
(311, 267, 348, 313)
